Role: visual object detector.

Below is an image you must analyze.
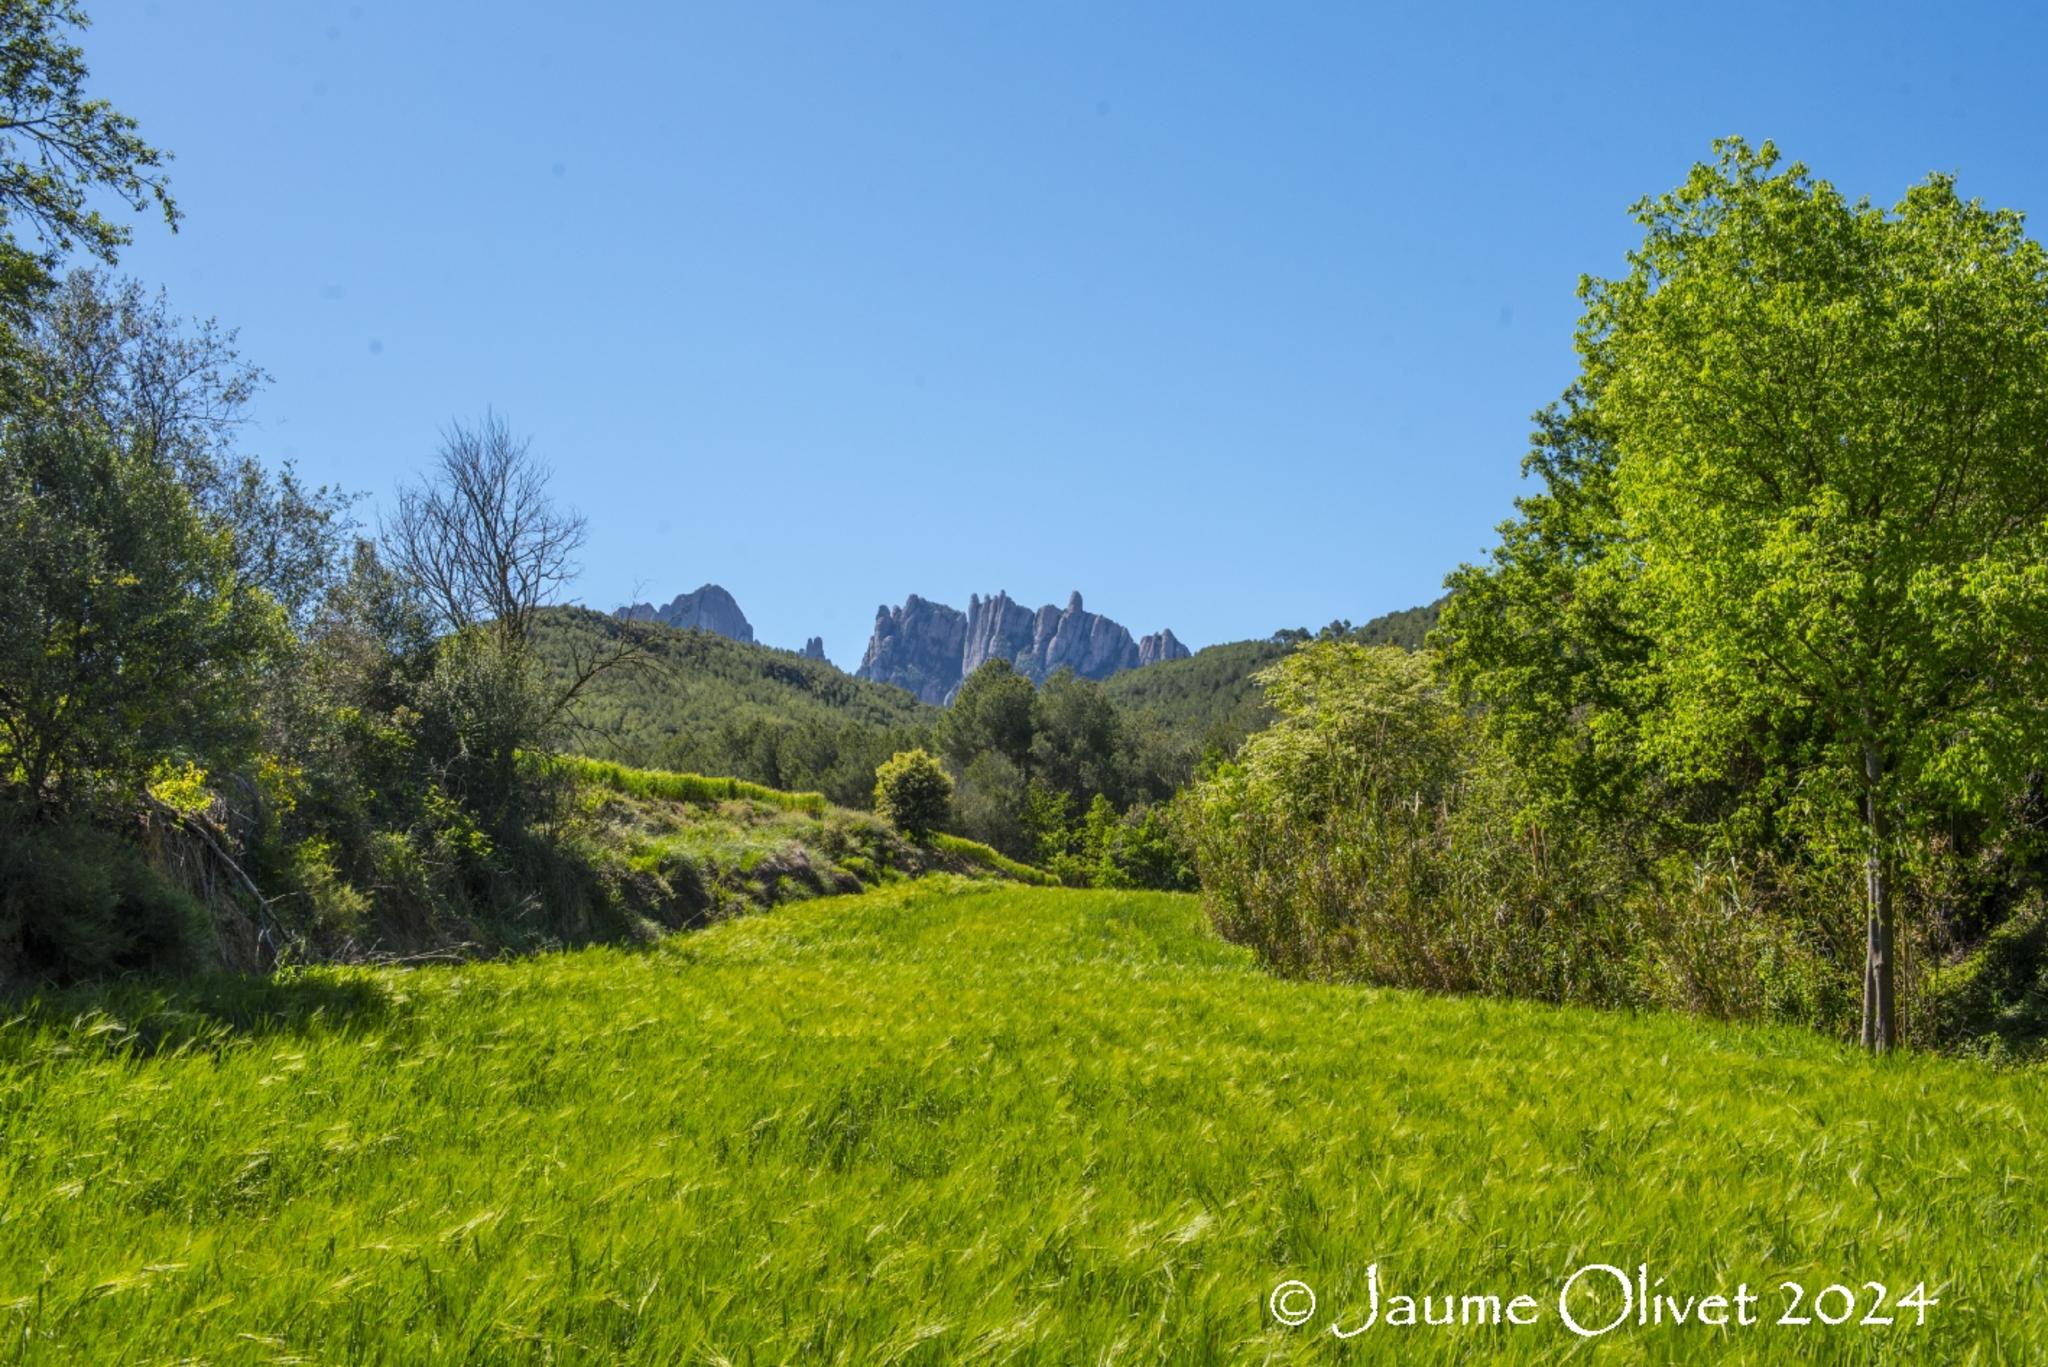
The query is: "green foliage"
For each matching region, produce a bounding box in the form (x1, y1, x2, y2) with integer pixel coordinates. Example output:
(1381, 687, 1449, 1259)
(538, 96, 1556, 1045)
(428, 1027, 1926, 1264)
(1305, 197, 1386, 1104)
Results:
(0, 822, 209, 981)
(0, 883, 2041, 1359)
(872, 747, 952, 839)
(1042, 793, 1196, 892)
(1189, 642, 1852, 1022)
(1104, 602, 1441, 789)
(549, 753, 827, 814)
(1589, 138, 2048, 818)
(1101, 637, 1289, 778)
(1435, 390, 1648, 825)
(1029, 670, 1128, 808)
(1922, 896, 2048, 1061)
(0, 0, 177, 318)
(411, 626, 551, 816)
(143, 759, 213, 820)
(939, 658, 1035, 770)
(23, 270, 356, 630)
(533, 608, 935, 809)
(1272, 598, 1445, 650)
(0, 418, 281, 813)
(950, 750, 1032, 856)
(1587, 139, 2048, 1049)
(280, 836, 369, 940)
(1425, 139, 2048, 1048)
(1188, 642, 1468, 979)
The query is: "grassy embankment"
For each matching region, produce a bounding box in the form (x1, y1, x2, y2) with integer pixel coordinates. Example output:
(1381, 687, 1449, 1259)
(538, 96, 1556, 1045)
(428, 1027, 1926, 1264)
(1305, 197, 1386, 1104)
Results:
(2, 881, 2043, 1362)
(539, 753, 1047, 931)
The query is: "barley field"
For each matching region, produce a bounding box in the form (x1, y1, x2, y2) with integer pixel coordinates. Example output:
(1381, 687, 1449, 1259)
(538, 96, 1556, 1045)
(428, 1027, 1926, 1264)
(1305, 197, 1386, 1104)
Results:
(2, 879, 2042, 1362)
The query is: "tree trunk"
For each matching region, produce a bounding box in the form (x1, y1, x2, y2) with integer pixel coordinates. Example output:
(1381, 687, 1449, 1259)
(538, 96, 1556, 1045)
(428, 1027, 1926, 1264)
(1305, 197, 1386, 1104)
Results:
(1860, 742, 1897, 1053)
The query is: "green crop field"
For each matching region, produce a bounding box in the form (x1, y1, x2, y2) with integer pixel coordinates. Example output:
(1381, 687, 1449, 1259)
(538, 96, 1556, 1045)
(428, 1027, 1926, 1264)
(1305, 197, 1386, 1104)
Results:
(2, 880, 2043, 1363)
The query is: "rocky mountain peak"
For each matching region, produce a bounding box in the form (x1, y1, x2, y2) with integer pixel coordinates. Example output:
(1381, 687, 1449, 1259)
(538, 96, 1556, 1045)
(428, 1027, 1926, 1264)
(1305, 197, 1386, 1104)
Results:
(616, 584, 755, 644)
(856, 589, 1186, 703)
(1138, 628, 1190, 667)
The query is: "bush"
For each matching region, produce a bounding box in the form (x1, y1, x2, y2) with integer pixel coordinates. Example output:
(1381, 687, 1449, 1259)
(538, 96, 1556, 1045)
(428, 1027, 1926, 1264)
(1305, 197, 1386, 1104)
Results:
(1922, 895, 2048, 1059)
(950, 752, 1030, 857)
(283, 837, 370, 942)
(1188, 643, 1465, 980)
(1185, 641, 1855, 1024)
(0, 824, 212, 982)
(873, 748, 953, 839)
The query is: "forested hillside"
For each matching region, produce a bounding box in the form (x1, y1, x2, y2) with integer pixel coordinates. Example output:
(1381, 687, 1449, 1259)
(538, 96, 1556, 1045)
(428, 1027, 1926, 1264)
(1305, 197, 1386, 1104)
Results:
(1102, 598, 1446, 762)
(533, 608, 937, 807)
(1099, 638, 1289, 759)
(539, 600, 1448, 888)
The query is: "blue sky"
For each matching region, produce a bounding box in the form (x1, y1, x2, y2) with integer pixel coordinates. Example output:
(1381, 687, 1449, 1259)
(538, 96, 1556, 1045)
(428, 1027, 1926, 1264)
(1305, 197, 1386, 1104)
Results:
(84, 1, 2048, 666)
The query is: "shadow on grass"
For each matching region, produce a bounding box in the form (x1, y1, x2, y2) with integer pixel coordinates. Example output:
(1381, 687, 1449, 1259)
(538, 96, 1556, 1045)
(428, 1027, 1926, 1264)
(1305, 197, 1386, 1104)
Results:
(0, 969, 396, 1062)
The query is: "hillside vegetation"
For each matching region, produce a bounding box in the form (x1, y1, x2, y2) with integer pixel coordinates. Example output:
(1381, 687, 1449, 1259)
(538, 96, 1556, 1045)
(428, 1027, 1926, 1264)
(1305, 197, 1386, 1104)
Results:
(534, 603, 1444, 894)
(1100, 637, 1289, 759)
(544, 601, 1445, 811)
(533, 609, 938, 808)
(1102, 599, 1446, 763)
(1, 881, 2039, 1362)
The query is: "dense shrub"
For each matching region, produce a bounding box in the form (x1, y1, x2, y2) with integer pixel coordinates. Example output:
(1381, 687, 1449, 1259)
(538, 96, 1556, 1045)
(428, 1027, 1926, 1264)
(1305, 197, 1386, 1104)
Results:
(1921, 896, 2048, 1060)
(873, 748, 953, 839)
(1042, 795, 1196, 892)
(0, 824, 212, 981)
(1187, 642, 1858, 1025)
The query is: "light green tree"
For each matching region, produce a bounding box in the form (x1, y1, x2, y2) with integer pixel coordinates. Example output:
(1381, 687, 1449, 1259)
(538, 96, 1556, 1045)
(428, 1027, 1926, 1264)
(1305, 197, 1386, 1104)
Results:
(1583, 139, 2048, 1051)
(873, 747, 953, 839)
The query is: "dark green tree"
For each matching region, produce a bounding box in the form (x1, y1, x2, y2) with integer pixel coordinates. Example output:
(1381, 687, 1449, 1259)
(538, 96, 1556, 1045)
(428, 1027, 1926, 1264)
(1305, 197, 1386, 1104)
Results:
(0, 418, 279, 814)
(25, 269, 355, 627)
(1031, 670, 1128, 809)
(941, 659, 1036, 772)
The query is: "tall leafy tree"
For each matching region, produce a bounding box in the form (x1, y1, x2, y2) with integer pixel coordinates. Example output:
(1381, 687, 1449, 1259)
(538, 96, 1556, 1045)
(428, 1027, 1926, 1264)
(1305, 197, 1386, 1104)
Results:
(1031, 669, 1128, 809)
(25, 269, 355, 627)
(1582, 139, 2048, 1051)
(940, 659, 1036, 772)
(0, 0, 176, 317)
(1436, 388, 1652, 828)
(0, 418, 279, 812)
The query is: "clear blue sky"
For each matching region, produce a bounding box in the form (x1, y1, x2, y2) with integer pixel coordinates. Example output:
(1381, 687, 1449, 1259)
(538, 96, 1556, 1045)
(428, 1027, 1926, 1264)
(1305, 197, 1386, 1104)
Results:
(83, 1, 2048, 666)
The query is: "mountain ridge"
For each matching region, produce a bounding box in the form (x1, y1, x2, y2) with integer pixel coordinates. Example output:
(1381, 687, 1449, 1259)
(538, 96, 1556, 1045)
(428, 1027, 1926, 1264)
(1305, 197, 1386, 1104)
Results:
(856, 589, 1190, 704)
(617, 583, 756, 643)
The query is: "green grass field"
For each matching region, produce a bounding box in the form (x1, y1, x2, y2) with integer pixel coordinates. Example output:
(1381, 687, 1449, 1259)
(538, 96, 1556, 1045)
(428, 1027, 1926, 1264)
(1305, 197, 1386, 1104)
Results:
(3, 880, 2044, 1363)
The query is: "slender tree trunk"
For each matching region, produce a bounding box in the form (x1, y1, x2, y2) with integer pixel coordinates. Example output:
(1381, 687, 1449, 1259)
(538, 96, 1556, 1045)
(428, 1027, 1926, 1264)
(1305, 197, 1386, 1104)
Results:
(1860, 742, 1897, 1053)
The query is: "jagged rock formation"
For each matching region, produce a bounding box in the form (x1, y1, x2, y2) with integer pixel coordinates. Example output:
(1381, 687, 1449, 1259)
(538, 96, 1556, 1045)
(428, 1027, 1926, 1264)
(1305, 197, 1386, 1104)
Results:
(1137, 628, 1190, 667)
(616, 584, 755, 644)
(858, 590, 1187, 704)
(801, 637, 826, 661)
(857, 594, 967, 704)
